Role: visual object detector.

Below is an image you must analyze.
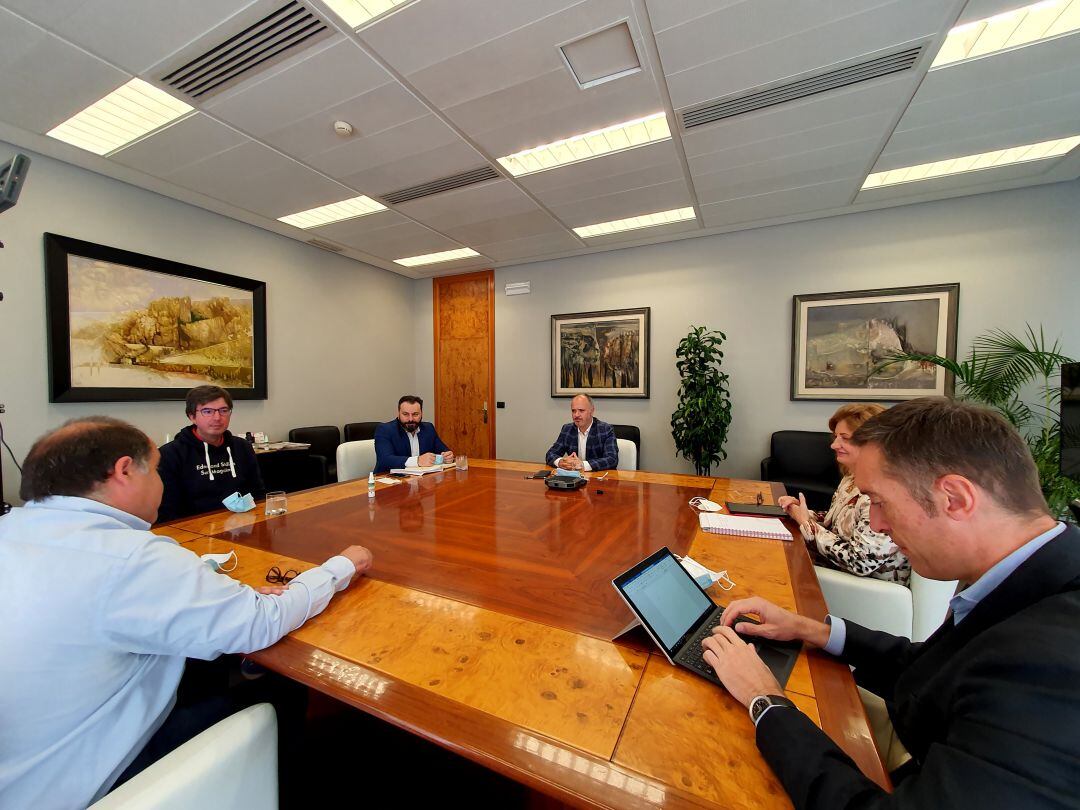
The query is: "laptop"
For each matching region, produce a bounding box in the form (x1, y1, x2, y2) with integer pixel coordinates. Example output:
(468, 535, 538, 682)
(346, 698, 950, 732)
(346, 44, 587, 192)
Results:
(612, 546, 801, 688)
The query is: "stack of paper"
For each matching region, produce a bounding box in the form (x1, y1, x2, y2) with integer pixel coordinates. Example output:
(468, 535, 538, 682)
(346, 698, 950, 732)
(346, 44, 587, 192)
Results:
(389, 464, 451, 476)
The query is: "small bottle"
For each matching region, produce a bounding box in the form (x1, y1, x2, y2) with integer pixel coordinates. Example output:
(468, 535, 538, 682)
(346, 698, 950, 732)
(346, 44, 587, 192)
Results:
(368, 471, 375, 499)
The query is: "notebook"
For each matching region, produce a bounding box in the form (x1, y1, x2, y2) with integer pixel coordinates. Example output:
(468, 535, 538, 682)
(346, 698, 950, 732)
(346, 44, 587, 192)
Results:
(698, 512, 791, 541)
(612, 547, 801, 687)
(389, 464, 451, 476)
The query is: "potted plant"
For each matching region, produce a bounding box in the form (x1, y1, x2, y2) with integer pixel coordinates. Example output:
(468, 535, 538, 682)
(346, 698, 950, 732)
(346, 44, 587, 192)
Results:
(877, 325, 1079, 517)
(671, 326, 733, 476)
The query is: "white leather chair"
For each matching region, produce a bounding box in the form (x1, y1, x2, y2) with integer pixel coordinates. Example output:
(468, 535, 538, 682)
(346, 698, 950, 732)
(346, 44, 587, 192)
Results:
(91, 703, 278, 810)
(616, 438, 637, 471)
(814, 566, 956, 642)
(336, 439, 377, 482)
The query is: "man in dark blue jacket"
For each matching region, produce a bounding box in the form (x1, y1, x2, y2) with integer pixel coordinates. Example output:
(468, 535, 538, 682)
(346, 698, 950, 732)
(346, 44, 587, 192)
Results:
(701, 398, 1080, 809)
(374, 395, 454, 473)
(157, 385, 264, 522)
(545, 394, 618, 471)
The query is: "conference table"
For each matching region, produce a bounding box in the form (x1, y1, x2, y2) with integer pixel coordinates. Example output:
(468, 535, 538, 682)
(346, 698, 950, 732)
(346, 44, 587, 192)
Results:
(158, 459, 888, 809)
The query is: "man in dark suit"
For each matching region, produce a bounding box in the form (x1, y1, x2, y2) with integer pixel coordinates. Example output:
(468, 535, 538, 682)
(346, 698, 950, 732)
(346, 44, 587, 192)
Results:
(701, 398, 1080, 809)
(374, 395, 454, 473)
(545, 393, 619, 471)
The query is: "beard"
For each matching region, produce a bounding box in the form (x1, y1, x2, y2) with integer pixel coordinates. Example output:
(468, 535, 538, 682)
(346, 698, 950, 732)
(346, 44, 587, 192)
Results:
(402, 420, 419, 433)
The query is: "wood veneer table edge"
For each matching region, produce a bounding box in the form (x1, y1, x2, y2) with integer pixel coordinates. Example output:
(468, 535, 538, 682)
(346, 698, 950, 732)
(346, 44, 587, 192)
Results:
(769, 482, 891, 791)
(251, 637, 722, 810)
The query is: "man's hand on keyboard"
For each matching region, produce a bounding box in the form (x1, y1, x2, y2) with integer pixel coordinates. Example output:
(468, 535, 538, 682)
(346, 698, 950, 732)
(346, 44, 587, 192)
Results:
(701, 626, 781, 707)
(720, 596, 830, 648)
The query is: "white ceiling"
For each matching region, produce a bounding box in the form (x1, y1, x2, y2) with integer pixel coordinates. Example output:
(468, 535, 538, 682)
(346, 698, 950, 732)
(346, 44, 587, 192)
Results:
(0, 0, 1077, 278)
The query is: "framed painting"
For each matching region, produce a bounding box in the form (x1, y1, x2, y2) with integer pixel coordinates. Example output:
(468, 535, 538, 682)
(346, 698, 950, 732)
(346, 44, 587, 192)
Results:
(44, 233, 267, 403)
(551, 307, 649, 398)
(791, 283, 958, 401)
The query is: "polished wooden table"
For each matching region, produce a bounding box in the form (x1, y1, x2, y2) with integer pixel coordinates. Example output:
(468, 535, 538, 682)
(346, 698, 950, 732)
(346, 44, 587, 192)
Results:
(159, 460, 887, 809)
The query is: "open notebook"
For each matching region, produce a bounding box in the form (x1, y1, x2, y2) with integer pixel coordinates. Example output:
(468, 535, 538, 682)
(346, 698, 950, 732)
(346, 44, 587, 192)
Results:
(698, 512, 790, 540)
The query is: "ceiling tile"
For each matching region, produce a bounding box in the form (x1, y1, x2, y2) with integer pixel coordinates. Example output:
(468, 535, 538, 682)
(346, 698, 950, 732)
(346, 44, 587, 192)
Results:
(111, 114, 248, 175)
(0, 8, 129, 135)
(204, 37, 393, 136)
(0, 0, 255, 74)
(700, 178, 857, 228)
(163, 140, 354, 218)
(549, 179, 692, 224)
(473, 230, 583, 261)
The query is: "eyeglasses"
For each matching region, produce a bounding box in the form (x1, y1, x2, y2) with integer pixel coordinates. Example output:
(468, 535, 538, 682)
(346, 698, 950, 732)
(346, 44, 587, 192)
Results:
(197, 407, 233, 417)
(265, 566, 298, 585)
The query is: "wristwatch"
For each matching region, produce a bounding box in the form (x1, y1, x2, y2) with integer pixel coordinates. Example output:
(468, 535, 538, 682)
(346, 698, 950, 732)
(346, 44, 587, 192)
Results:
(749, 694, 796, 725)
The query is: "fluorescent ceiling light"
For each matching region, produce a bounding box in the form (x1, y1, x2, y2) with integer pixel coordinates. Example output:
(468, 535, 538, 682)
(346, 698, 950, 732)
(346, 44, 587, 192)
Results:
(278, 196, 387, 228)
(321, 0, 413, 29)
(394, 248, 480, 267)
(47, 78, 193, 156)
(862, 135, 1080, 189)
(573, 207, 696, 238)
(932, 0, 1080, 68)
(497, 113, 670, 177)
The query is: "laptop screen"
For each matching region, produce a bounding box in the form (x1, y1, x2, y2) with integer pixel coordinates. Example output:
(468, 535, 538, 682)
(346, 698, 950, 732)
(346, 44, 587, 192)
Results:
(616, 549, 713, 651)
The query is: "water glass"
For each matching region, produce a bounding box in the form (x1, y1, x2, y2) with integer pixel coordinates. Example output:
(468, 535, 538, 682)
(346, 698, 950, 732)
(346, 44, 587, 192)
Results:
(265, 490, 288, 516)
(455, 454, 468, 471)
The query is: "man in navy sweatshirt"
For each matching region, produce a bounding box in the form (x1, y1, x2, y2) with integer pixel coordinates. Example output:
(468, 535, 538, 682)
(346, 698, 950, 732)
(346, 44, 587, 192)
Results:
(157, 385, 265, 523)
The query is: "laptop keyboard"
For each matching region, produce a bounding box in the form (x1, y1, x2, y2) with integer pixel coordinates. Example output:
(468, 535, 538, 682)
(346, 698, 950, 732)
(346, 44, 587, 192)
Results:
(677, 613, 726, 676)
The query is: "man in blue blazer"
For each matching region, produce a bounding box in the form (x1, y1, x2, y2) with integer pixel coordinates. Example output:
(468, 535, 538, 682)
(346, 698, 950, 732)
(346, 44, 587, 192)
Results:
(374, 395, 454, 473)
(545, 394, 619, 471)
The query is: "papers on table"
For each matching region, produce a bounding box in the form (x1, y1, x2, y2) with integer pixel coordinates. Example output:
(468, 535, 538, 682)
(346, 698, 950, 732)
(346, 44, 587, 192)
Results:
(389, 464, 452, 476)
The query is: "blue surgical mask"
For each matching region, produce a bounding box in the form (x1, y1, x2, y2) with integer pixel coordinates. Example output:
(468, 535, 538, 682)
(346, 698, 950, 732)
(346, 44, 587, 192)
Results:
(222, 491, 256, 513)
(555, 469, 582, 479)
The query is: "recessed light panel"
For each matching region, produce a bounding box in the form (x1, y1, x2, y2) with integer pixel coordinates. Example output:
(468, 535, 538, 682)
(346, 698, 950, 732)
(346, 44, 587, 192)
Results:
(862, 135, 1080, 189)
(560, 22, 642, 89)
(278, 196, 387, 228)
(47, 78, 193, 156)
(932, 0, 1080, 68)
(573, 207, 696, 238)
(321, 0, 413, 29)
(394, 248, 480, 267)
(497, 113, 670, 177)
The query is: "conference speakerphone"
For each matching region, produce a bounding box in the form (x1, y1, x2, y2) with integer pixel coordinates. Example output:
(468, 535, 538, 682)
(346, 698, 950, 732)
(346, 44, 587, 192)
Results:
(545, 472, 587, 491)
(613, 546, 801, 688)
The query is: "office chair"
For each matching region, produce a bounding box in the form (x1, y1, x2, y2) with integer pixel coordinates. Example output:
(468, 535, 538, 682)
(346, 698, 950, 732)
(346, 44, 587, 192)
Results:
(612, 424, 641, 468)
(616, 438, 638, 471)
(337, 440, 377, 482)
(288, 425, 341, 483)
(760, 430, 841, 512)
(90, 703, 278, 810)
(344, 421, 380, 442)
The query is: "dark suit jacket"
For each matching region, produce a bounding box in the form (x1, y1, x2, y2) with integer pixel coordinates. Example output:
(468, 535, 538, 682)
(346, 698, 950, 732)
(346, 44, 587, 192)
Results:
(757, 524, 1080, 809)
(544, 419, 619, 471)
(373, 420, 449, 473)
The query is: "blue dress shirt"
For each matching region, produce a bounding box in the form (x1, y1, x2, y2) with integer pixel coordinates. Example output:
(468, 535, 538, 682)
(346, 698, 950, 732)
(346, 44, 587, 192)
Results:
(0, 496, 355, 808)
(823, 521, 1068, 655)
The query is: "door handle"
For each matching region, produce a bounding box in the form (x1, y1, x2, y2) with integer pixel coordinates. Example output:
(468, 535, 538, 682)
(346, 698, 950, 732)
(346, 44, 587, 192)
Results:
(482, 401, 488, 424)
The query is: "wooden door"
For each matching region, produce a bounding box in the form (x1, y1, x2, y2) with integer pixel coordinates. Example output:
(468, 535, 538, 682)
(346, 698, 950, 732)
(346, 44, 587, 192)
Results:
(433, 269, 495, 458)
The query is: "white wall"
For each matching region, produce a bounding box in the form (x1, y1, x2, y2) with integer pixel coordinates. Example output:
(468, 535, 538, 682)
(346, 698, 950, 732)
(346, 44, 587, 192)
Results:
(415, 180, 1080, 477)
(0, 143, 416, 504)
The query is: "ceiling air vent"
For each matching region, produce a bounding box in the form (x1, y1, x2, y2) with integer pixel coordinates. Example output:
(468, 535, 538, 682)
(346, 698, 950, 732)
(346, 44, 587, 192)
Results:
(160, 2, 332, 100)
(381, 165, 501, 205)
(680, 44, 925, 130)
(306, 238, 345, 253)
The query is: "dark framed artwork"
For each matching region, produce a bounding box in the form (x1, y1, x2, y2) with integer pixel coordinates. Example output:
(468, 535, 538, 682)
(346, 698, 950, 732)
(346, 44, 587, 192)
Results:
(791, 283, 959, 401)
(551, 307, 649, 398)
(44, 233, 267, 403)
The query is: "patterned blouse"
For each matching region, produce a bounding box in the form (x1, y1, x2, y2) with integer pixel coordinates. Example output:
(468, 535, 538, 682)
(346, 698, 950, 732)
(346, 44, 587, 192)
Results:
(801, 474, 910, 586)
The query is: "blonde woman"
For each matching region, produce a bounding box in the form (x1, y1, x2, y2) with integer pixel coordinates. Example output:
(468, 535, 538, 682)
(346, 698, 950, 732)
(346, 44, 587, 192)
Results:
(778, 403, 910, 585)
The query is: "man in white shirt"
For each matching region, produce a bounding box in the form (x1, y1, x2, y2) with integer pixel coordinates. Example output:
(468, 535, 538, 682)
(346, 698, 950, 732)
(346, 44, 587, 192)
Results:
(0, 416, 373, 808)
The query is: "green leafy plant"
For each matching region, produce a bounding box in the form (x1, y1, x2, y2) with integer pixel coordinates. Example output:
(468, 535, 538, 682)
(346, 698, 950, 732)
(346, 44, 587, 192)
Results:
(671, 326, 733, 476)
(876, 325, 1079, 517)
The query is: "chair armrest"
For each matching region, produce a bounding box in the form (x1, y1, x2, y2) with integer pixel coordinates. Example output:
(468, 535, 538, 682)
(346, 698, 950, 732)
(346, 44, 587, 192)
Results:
(761, 456, 774, 480)
(910, 573, 957, 642)
(813, 566, 914, 639)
